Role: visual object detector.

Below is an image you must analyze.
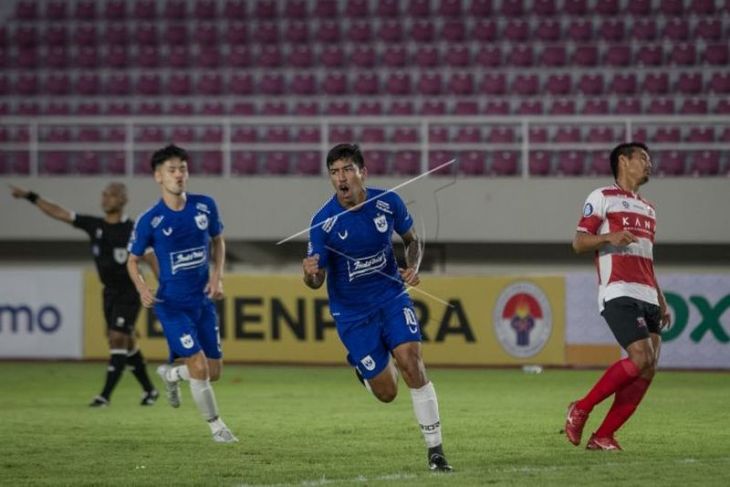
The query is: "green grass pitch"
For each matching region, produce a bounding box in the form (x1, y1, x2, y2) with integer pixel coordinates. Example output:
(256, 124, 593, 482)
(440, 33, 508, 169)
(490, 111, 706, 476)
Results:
(1, 362, 728, 486)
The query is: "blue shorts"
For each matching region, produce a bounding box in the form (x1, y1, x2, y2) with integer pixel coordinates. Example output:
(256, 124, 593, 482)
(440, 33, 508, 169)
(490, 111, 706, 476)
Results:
(154, 299, 222, 363)
(337, 293, 422, 380)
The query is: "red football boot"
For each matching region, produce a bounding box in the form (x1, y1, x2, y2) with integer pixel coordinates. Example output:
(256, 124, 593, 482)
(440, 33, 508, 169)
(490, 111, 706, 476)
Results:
(565, 401, 589, 446)
(586, 433, 622, 451)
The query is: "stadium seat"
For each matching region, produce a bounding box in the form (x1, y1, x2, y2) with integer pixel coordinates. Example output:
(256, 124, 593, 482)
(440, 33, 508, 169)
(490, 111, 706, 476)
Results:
(163, 23, 188, 44)
(45, 73, 70, 95)
(473, 20, 497, 42)
(670, 44, 696, 66)
(42, 152, 71, 175)
(686, 127, 715, 143)
(194, 0, 217, 19)
(679, 99, 708, 115)
(535, 20, 560, 41)
(448, 72, 474, 95)
(647, 98, 675, 115)
(45, 1, 67, 20)
(171, 127, 196, 143)
(361, 128, 386, 144)
(135, 46, 160, 68)
(232, 127, 258, 143)
(330, 127, 354, 143)
(484, 100, 510, 115)
(390, 100, 414, 115)
(708, 73, 730, 94)
(572, 45, 599, 66)
(509, 44, 534, 67)
(643, 72, 669, 94)
(549, 99, 576, 115)
(475, 45, 502, 67)
(676, 73, 703, 95)
(529, 151, 552, 176)
(636, 45, 663, 66)
(704, 44, 729, 66)
(488, 127, 516, 143)
(654, 127, 681, 143)
(255, 0, 277, 18)
(445, 45, 470, 68)
(655, 151, 685, 175)
(631, 19, 656, 40)
(492, 152, 519, 176)
(454, 100, 477, 115)
(663, 18, 689, 41)
(314, 0, 338, 17)
(325, 101, 352, 116)
(351, 21, 373, 42)
(695, 19, 723, 41)
(351, 46, 376, 68)
(512, 74, 539, 95)
(540, 45, 567, 67)
(77, 0, 98, 20)
(264, 152, 290, 174)
(259, 73, 285, 95)
(45, 101, 70, 115)
(232, 152, 259, 175)
(257, 45, 282, 68)
(44, 25, 67, 46)
(529, 127, 548, 143)
(15, 73, 39, 96)
(75, 151, 103, 175)
(375, 0, 399, 16)
(688, 0, 715, 14)
(363, 150, 388, 175)
(261, 101, 288, 116)
(315, 20, 340, 43)
(420, 100, 446, 115)
(253, 22, 278, 43)
(105, 24, 128, 45)
(557, 151, 586, 176)
(504, 20, 529, 42)
(588, 151, 612, 175)
(393, 127, 419, 143)
(429, 126, 450, 143)
(284, 21, 308, 43)
(469, 0, 492, 16)
(393, 151, 420, 175)
(163, 0, 187, 19)
(293, 101, 319, 116)
(605, 44, 632, 67)
(582, 99, 609, 115)
(107, 46, 129, 68)
(577, 74, 604, 95)
(133, 0, 157, 19)
(353, 73, 379, 95)
(225, 22, 248, 44)
(615, 98, 642, 114)
(428, 150, 457, 175)
(454, 127, 481, 143)
(517, 100, 543, 116)
(439, 0, 462, 17)
(598, 19, 624, 41)
(555, 127, 581, 143)
(377, 20, 404, 43)
(14, 26, 38, 48)
(282, 0, 306, 17)
(587, 127, 616, 143)
(44, 46, 68, 69)
(566, 19, 592, 41)
(690, 151, 721, 176)
(545, 74, 571, 96)
(408, 0, 431, 16)
(199, 152, 223, 175)
(295, 152, 321, 176)
(295, 127, 321, 143)
(383, 46, 408, 68)
(75, 46, 98, 68)
(500, 0, 524, 16)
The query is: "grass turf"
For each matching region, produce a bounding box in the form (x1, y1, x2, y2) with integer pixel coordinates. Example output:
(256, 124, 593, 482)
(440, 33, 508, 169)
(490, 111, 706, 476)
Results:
(1, 362, 728, 486)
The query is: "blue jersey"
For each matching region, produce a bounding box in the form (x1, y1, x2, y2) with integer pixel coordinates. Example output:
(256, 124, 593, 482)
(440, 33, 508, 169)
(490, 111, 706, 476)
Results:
(128, 193, 223, 306)
(307, 188, 414, 322)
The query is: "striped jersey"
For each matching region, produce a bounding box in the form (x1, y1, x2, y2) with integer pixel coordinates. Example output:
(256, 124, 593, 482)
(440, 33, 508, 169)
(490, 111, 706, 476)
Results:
(576, 184, 658, 311)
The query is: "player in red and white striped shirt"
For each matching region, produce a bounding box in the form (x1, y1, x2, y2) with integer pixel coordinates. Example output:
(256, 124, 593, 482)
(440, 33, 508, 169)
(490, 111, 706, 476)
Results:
(565, 142, 671, 451)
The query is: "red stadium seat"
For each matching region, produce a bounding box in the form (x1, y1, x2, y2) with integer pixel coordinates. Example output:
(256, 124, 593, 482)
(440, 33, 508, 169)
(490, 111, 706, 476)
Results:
(492, 152, 519, 176)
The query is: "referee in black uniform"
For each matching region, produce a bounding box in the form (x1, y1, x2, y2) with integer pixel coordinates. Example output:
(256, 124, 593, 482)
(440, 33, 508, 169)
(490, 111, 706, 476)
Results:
(10, 183, 158, 406)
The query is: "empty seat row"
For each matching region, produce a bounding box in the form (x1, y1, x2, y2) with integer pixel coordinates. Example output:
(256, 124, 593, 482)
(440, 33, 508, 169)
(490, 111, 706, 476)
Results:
(3, 71, 728, 97)
(5, 42, 727, 70)
(12, 0, 730, 22)
(5, 17, 728, 49)
(2, 149, 726, 177)
(3, 96, 729, 116)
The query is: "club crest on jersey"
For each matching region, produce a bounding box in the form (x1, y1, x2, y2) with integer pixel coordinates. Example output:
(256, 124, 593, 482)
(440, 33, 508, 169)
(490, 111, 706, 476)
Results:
(113, 247, 128, 264)
(95, 228, 103, 238)
(180, 334, 194, 349)
(583, 203, 593, 217)
(195, 213, 208, 230)
(373, 214, 388, 233)
(360, 355, 376, 371)
(636, 317, 647, 329)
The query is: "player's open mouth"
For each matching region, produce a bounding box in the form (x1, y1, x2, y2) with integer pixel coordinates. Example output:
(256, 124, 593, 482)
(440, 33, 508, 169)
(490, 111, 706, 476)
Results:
(339, 184, 350, 196)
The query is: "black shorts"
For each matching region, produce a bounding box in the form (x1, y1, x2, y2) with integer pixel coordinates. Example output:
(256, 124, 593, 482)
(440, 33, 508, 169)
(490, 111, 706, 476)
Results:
(103, 288, 141, 335)
(601, 296, 662, 349)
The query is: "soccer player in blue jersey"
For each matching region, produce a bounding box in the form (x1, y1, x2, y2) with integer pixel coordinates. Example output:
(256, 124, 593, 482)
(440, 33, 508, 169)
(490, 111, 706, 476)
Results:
(302, 144, 451, 472)
(126, 144, 237, 443)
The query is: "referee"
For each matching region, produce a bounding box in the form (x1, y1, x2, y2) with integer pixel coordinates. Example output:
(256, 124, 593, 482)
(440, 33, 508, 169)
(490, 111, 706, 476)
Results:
(10, 183, 159, 407)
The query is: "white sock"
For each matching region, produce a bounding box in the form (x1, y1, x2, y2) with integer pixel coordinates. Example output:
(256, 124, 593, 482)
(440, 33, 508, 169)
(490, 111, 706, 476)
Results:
(207, 417, 228, 434)
(189, 378, 220, 422)
(410, 381, 443, 448)
(167, 365, 190, 382)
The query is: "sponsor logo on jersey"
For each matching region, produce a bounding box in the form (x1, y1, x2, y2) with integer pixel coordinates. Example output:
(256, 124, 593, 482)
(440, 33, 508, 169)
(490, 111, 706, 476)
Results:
(360, 355, 376, 371)
(195, 213, 209, 230)
(373, 214, 388, 233)
(346, 249, 387, 281)
(113, 247, 128, 264)
(170, 246, 207, 274)
(195, 202, 210, 214)
(337, 230, 348, 240)
(180, 333, 194, 349)
(621, 215, 655, 232)
(583, 203, 593, 217)
(493, 281, 553, 358)
(151, 215, 164, 228)
(376, 200, 392, 214)
(322, 216, 337, 233)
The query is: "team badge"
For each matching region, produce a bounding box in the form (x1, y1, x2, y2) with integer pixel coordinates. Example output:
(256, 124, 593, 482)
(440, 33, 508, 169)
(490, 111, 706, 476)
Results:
(180, 334, 194, 349)
(95, 228, 103, 238)
(115, 317, 125, 327)
(373, 214, 388, 233)
(113, 247, 128, 264)
(360, 355, 376, 371)
(195, 213, 209, 230)
(583, 203, 593, 217)
(493, 281, 553, 358)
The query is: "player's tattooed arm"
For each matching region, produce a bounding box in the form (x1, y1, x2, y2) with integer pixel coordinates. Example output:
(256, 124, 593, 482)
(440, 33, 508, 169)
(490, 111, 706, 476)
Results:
(302, 254, 325, 289)
(572, 230, 637, 253)
(9, 185, 73, 223)
(399, 228, 421, 287)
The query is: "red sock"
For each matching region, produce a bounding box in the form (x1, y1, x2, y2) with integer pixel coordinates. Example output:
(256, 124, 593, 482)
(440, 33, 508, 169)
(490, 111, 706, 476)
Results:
(576, 358, 640, 412)
(595, 377, 652, 437)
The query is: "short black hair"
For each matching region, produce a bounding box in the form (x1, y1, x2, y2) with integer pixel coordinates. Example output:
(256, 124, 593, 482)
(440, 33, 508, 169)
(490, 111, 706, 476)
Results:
(150, 144, 189, 171)
(609, 142, 649, 179)
(326, 143, 365, 170)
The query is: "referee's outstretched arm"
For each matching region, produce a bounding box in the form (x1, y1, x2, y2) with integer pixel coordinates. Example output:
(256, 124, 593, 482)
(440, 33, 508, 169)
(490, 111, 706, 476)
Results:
(9, 184, 73, 223)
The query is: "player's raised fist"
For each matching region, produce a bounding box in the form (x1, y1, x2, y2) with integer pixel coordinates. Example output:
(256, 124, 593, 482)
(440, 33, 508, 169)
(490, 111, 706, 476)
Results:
(302, 254, 320, 275)
(399, 267, 420, 287)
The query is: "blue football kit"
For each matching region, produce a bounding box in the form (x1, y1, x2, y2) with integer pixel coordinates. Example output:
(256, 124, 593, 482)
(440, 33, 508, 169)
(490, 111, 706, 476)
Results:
(308, 188, 422, 379)
(128, 193, 223, 362)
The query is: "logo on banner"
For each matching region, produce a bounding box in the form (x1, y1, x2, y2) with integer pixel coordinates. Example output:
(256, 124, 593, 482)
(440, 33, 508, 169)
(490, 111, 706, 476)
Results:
(493, 281, 553, 358)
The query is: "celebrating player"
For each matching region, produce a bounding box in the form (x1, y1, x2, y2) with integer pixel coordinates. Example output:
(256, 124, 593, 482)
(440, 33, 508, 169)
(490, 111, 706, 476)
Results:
(565, 142, 671, 450)
(9, 182, 158, 407)
(127, 144, 237, 443)
(302, 144, 451, 471)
